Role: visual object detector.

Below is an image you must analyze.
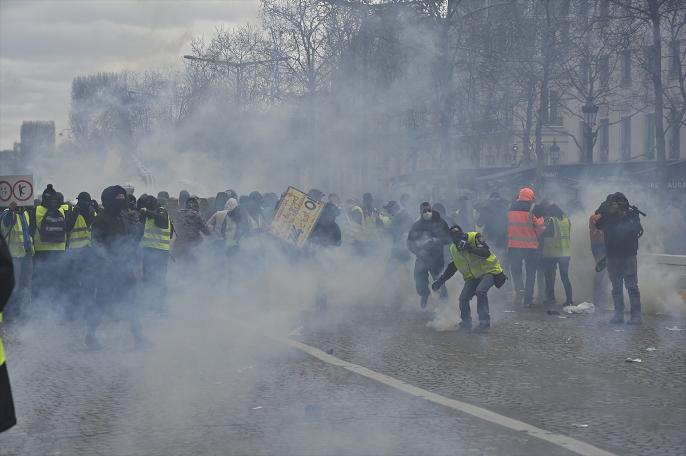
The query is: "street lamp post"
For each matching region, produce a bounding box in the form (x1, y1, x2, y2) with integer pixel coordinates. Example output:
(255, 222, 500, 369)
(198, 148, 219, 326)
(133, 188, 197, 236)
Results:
(582, 97, 598, 164)
(512, 143, 519, 166)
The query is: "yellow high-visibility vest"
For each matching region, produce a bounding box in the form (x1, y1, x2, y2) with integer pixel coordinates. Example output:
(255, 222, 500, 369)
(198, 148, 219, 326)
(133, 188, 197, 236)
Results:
(223, 217, 238, 248)
(34, 205, 67, 252)
(1, 211, 33, 258)
(141, 216, 171, 251)
(68, 214, 92, 249)
(543, 216, 571, 258)
(449, 232, 503, 280)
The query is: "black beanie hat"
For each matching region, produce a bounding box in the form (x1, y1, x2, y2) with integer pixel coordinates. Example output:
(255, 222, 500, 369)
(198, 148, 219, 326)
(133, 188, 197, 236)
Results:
(42, 184, 57, 200)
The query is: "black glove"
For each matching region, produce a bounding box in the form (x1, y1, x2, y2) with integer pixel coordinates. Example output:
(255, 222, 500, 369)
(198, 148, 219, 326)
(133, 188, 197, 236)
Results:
(431, 279, 444, 291)
(456, 239, 468, 251)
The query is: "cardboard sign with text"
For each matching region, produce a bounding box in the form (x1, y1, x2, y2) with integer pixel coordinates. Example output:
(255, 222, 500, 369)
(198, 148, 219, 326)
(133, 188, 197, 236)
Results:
(0, 175, 34, 206)
(268, 186, 324, 247)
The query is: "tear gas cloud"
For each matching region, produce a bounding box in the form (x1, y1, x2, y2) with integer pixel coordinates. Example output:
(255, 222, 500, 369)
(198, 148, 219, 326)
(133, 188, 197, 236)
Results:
(3, 1, 685, 454)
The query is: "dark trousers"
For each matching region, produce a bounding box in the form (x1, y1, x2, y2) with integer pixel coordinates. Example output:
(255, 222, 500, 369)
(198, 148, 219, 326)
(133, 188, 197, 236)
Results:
(459, 274, 494, 323)
(140, 248, 169, 312)
(6, 256, 32, 320)
(606, 255, 641, 317)
(508, 248, 539, 304)
(65, 249, 96, 321)
(31, 251, 66, 314)
(543, 257, 572, 304)
(413, 256, 446, 298)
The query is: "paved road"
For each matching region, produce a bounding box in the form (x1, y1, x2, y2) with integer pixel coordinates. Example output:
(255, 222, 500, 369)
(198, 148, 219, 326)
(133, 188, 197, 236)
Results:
(1, 291, 684, 456)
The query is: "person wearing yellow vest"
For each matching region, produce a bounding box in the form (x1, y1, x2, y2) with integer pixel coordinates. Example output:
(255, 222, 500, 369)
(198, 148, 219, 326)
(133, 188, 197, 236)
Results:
(432, 225, 507, 332)
(30, 184, 68, 307)
(220, 198, 241, 257)
(139, 195, 172, 312)
(541, 204, 573, 307)
(0, 234, 17, 433)
(0, 202, 34, 320)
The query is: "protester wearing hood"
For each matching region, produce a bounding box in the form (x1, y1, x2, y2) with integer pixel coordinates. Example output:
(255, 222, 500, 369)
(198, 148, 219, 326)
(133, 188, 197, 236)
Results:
(138, 195, 172, 313)
(309, 202, 342, 248)
(206, 197, 240, 249)
(173, 196, 210, 260)
(433, 225, 506, 332)
(407, 202, 451, 308)
(595, 192, 644, 325)
(507, 187, 545, 307)
(30, 184, 68, 313)
(219, 198, 242, 258)
(0, 235, 17, 433)
(86, 185, 145, 350)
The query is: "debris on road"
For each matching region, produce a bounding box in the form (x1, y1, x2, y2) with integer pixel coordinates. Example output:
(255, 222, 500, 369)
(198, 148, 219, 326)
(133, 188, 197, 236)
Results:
(665, 326, 684, 331)
(625, 358, 642, 363)
(503, 310, 516, 313)
(251, 406, 263, 410)
(646, 347, 657, 352)
(571, 424, 589, 428)
(557, 316, 567, 319)
(562, 302, 595, 314)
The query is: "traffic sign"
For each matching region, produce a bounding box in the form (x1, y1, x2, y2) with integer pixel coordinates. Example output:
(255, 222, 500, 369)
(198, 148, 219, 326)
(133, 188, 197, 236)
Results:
(0, 175, 33, 206)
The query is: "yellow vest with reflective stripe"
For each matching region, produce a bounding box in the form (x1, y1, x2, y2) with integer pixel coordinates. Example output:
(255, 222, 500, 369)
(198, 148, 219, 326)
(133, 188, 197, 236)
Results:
(141, 216, 171, 251)
(68, 214, 92, 249)
(543, 216, 571, 258)
(449, 232, 503, 280)
(353, 206, 378, 241)
(1, 211, 33, 258)
(239, 213, 263, 250)
(34, 205, 67, 252)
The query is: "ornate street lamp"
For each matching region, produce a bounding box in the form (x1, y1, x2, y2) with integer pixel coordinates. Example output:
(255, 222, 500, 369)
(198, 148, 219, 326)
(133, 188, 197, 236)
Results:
(582, 97, 598, 163)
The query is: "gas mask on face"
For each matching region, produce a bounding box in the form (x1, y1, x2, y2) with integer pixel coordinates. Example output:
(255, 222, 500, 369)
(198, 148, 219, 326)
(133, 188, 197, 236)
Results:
(114, 196, 127, 212)
(45, 197, 59, 210)
(422, 210, 432, 221)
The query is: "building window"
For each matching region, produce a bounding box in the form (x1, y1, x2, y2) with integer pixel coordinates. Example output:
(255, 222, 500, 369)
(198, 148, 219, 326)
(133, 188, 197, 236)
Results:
(644, 113, 655, 159)
(621, 50, 632, 84)
(598, 118, 609, 161)
(599, 55, 610, 89)
(621, 116, 631, 160)
(670, 109, 681, 159)
(544, 90, 563, 126)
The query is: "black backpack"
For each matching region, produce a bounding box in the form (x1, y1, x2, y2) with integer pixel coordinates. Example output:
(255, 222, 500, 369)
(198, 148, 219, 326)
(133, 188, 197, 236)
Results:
(39, 208, 66, 243)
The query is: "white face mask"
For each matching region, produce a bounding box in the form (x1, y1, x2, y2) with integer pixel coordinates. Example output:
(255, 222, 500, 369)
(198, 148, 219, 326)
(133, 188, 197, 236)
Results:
(422, 211, 432, 221)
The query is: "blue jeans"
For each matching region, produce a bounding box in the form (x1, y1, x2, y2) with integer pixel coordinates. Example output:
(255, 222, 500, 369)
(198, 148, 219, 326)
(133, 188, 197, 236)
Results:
(459, 274, 495, 323)
(606, 255, 641, 317)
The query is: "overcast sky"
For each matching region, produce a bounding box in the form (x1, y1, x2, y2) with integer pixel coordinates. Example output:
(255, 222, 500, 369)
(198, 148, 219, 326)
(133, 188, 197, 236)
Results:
(0, 0, 259, 150)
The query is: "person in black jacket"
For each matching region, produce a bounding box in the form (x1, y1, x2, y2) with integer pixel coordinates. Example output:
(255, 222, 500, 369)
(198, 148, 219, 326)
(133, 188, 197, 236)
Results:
(85, 185, 145, 350)
(309, 202, 342, 248)
(595, 192, 644, 325)
(407, 202, 451, 308)
(0, 235, 17, 433)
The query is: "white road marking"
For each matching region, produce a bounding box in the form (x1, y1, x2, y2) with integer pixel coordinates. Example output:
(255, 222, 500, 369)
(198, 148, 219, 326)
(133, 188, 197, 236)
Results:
(274, 335, 618, 456)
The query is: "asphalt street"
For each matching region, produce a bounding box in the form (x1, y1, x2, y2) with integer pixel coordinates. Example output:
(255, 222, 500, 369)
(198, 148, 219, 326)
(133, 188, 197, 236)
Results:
(1, 292, 684, 456)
